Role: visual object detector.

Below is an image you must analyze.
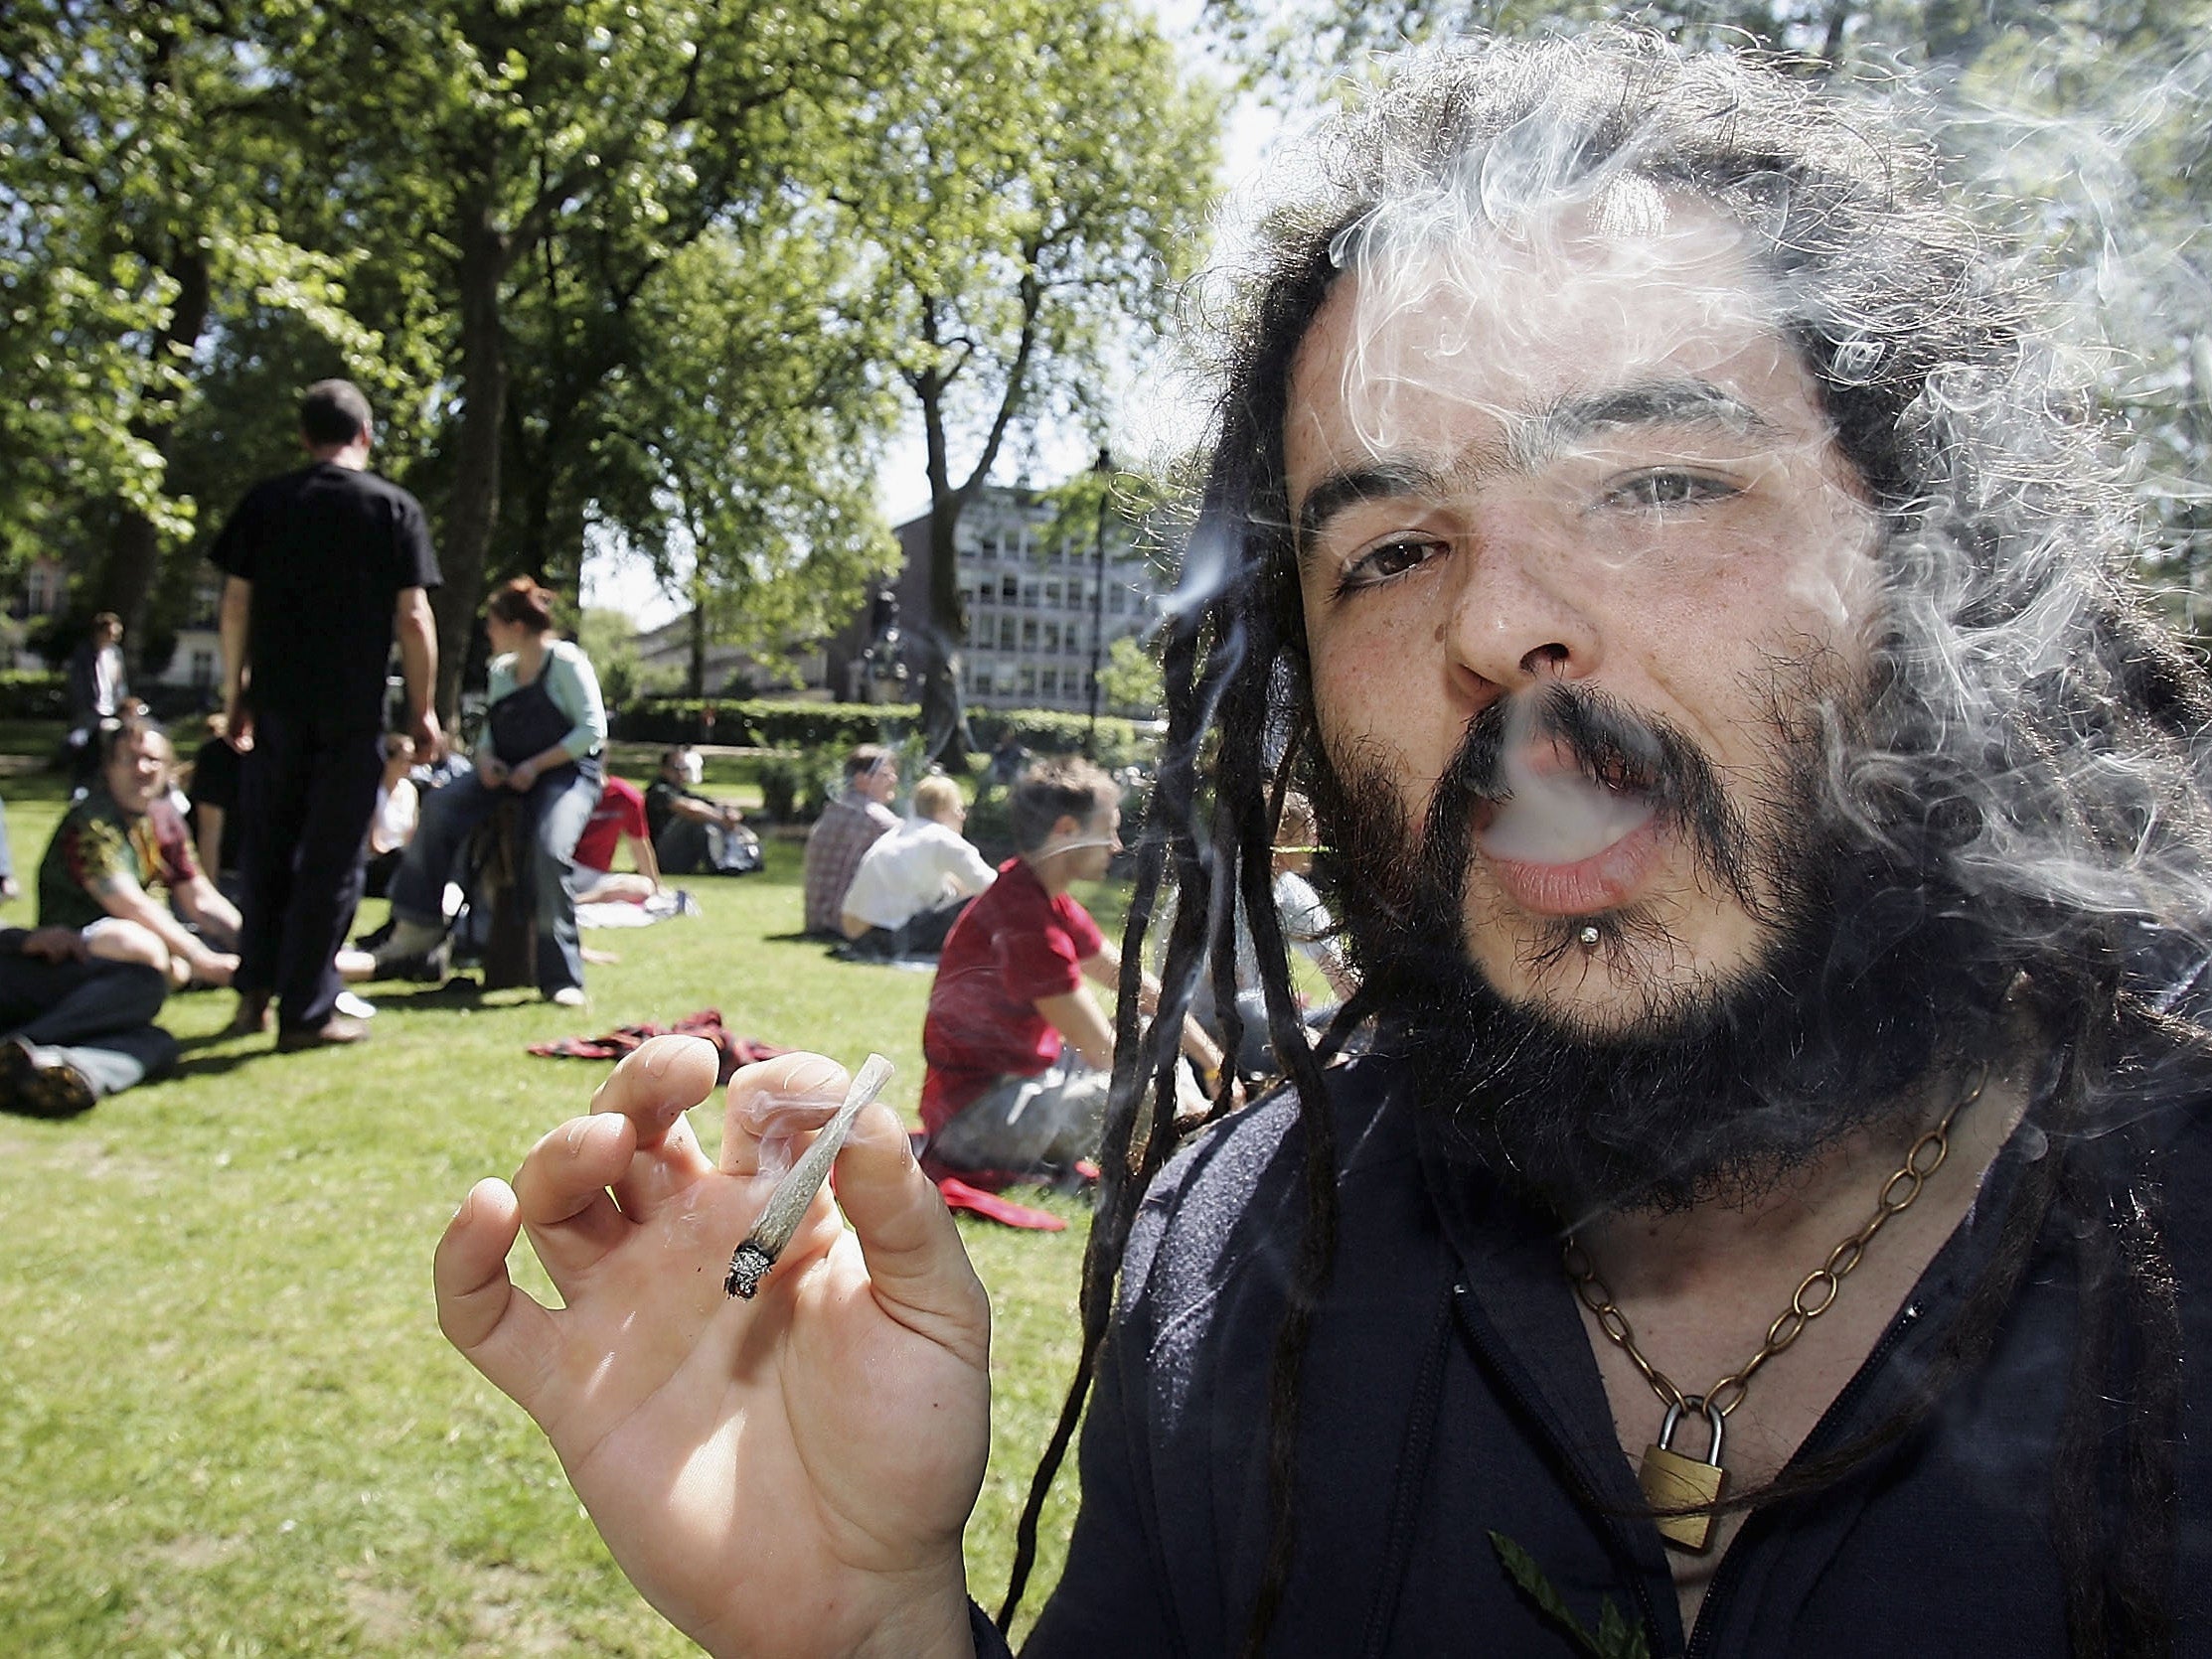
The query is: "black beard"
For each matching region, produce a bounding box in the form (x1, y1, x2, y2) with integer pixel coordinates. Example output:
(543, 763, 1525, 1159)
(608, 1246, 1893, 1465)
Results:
(1310, 678, 2009, 1217)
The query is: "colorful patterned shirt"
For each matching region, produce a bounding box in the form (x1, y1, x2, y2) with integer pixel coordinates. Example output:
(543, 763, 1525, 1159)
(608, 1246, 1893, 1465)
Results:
(38, 790, 201, 932)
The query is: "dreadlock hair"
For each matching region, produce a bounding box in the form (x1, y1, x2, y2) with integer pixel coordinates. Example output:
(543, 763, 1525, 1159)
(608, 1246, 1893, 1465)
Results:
(1002, 31, 2210, 1655)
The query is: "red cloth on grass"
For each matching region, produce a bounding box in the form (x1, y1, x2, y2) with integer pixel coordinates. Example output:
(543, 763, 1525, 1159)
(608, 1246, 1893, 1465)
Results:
(526, 1007, 786, 1084)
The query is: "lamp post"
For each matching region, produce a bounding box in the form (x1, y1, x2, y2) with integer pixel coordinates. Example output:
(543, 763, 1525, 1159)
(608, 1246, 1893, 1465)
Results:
(1084, 445, 1113, 758)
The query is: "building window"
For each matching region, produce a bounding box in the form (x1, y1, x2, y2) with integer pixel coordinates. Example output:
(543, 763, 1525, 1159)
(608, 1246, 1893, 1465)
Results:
(1042, 621, 1060, 653)
(1109, 588, 1127, 614)
(1041, 669, 1059, 697)
(1022, 582, 1038, 608)
(999, 617, 1017, 652)
(1001, 575, 1019, 603)
(1044, 580, 1061, 608)
(1019, 666, 1037, 697)
(190, 649, 217, 687)
(1021, 619, 1038, 650)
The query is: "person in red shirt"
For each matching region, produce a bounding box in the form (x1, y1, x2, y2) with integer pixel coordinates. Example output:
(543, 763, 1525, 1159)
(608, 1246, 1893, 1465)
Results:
(919, 756, 1221, 1184)
(570, 775, 663, 905)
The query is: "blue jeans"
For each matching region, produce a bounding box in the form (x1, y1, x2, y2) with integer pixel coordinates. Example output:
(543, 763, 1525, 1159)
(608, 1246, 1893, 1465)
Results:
(388, 761, 601, 994)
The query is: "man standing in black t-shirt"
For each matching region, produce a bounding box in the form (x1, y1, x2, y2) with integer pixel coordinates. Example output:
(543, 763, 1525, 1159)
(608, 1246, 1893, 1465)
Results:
(210, 379, 442, 1048)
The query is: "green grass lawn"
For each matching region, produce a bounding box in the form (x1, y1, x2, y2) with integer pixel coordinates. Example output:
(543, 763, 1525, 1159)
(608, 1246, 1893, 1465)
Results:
(0, 761, 1097, 1656)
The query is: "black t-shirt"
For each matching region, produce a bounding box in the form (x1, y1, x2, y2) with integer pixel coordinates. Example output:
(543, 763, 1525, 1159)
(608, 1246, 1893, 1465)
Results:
(187, 736, 242, 873)
(645, 779, 688, 844)
(209, 461, 442, 729)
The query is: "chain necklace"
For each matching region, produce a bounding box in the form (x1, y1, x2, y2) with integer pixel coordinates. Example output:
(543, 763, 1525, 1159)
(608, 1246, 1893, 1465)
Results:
(1562, 1063, 1989, 1553)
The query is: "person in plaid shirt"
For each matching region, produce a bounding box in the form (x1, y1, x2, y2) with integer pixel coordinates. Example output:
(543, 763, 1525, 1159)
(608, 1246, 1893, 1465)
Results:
(801, 745, 898, 936)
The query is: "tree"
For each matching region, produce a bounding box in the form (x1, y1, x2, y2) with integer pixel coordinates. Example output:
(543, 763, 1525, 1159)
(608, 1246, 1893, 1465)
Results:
(1099, 633, 1166, 716)
(837, 0, 1220, 760)
(0, 2, 374, 649)
(603, 222, 901, 690)
(274, 0, 889, 717)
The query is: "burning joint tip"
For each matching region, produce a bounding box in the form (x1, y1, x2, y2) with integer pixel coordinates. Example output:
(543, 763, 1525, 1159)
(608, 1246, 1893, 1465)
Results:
(724, 1242, 773, 1299)
(722, 1052, 895, 1300)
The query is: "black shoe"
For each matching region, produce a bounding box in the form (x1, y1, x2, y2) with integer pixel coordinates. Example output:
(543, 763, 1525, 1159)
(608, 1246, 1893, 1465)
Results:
(0, 1036, 96, 1118)
(275, 1014, 372, 1051)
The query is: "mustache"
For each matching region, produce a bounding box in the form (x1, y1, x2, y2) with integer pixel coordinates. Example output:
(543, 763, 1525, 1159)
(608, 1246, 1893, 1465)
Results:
(1436, 680, 1758, 910)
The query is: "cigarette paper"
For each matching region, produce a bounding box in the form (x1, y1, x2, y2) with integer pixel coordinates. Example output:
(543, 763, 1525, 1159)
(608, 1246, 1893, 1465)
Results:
(724, 1053, 894, 1298)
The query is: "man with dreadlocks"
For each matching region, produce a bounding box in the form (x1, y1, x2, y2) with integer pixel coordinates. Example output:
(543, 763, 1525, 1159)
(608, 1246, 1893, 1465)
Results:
(433, 32, 2212, 1659)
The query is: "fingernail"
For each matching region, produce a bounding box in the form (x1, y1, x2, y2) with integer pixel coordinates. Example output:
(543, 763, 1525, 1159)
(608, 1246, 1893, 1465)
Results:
(787, 1056, 843, 1096)
(453, 1186, 476, 1225)
(565, 1119, 591, 1154)
(644, 1041, 676, 1078)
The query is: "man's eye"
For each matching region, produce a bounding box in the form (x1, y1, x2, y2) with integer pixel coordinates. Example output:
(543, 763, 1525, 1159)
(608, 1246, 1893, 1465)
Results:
(1336, 536, 1447, 595)
(1604, 471, 1738, 511)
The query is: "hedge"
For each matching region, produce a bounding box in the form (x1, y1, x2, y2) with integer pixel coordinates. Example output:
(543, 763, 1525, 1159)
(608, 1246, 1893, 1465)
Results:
(615, 697, 921, 749)
(0, 672, 70, 719)
(615, 696, 1158, 769)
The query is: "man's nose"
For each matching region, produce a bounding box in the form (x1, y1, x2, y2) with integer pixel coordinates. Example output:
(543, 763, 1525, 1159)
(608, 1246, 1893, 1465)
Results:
(1443, 507, 1603, 693)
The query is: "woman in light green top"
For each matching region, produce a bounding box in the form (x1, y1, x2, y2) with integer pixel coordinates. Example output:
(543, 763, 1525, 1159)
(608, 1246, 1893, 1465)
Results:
(376, 577, 607, 1004)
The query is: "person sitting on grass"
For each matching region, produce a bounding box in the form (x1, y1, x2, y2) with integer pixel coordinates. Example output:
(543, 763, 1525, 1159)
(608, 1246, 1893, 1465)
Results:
(839, 774, 996, 961)
(0, 924, 178, 1117)
(1186, 791, 1360, 1079)
(646, 746, 759, 876)
(37, 716, 239, 992)
(917, 756, 1220, 1186)
(571, 774, 665, 905)
(801, 744, 898, 936)
(185, 710, 243, 899)
(360, 732, 421, 900)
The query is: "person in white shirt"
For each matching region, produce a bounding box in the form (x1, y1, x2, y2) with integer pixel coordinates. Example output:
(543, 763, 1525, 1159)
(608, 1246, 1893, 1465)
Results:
(1194, 792, 1360, 1077)
(838, 774, 996, 960)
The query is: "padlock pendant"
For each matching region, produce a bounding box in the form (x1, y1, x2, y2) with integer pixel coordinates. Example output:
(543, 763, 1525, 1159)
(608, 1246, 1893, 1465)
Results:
(1639, 1398, 1726, 1553)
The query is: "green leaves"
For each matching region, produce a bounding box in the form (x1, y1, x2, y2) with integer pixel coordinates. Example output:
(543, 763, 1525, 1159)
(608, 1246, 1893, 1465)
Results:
(1489, 1532, 1653, 1659)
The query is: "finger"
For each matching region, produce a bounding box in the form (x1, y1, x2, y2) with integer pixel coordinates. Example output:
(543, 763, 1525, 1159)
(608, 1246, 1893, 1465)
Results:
(590, 1036, 720, 1222)
(510, 1111, 641, 1288)
(589, 1034, 722, 1151)
(434, 1177, 562, 1410)
(834, 1101, 989, 1360)
(721, 1051, 852, 1178)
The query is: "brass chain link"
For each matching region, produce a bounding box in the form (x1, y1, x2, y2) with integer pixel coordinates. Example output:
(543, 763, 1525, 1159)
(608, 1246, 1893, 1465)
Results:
(1565, 1063, 1990, 1424)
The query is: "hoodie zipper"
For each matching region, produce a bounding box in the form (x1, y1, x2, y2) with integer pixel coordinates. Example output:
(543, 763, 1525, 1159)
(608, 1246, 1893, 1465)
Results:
(1680, 1299, 1925, 1659)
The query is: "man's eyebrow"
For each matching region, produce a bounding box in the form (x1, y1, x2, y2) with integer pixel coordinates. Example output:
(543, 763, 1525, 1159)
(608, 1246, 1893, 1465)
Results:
(1526, 377, 1778, 460)
(1294, 459, 1447, 550)
(1292, 377, 1780, 552)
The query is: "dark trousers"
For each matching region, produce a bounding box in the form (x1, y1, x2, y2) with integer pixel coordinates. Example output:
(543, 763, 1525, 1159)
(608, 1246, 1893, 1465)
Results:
(0, 954, 177, 1096)
(235, 708, 384, 1032)
(849, 895, 974, 960)
(389, 761, 601, 994)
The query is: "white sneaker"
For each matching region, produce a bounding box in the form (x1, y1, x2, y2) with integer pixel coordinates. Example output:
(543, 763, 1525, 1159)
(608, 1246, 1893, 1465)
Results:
(335, 991, 378, 1019)
(547, 985, 588, 1008)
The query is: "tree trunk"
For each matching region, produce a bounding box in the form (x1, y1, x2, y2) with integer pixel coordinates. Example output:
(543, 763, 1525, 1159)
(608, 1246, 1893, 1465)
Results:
(912, 364, 974, 766)
(97, 243, 212, 659)
(435, 198, 511, 721)
(689, 599, 707, 697)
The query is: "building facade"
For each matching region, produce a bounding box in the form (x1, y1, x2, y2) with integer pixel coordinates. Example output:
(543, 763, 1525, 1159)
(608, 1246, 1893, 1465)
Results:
(829, 484, 1167, 714)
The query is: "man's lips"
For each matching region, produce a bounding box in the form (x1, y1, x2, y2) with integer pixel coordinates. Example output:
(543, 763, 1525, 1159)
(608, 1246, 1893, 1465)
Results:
(1476, 813, 1663, 915)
